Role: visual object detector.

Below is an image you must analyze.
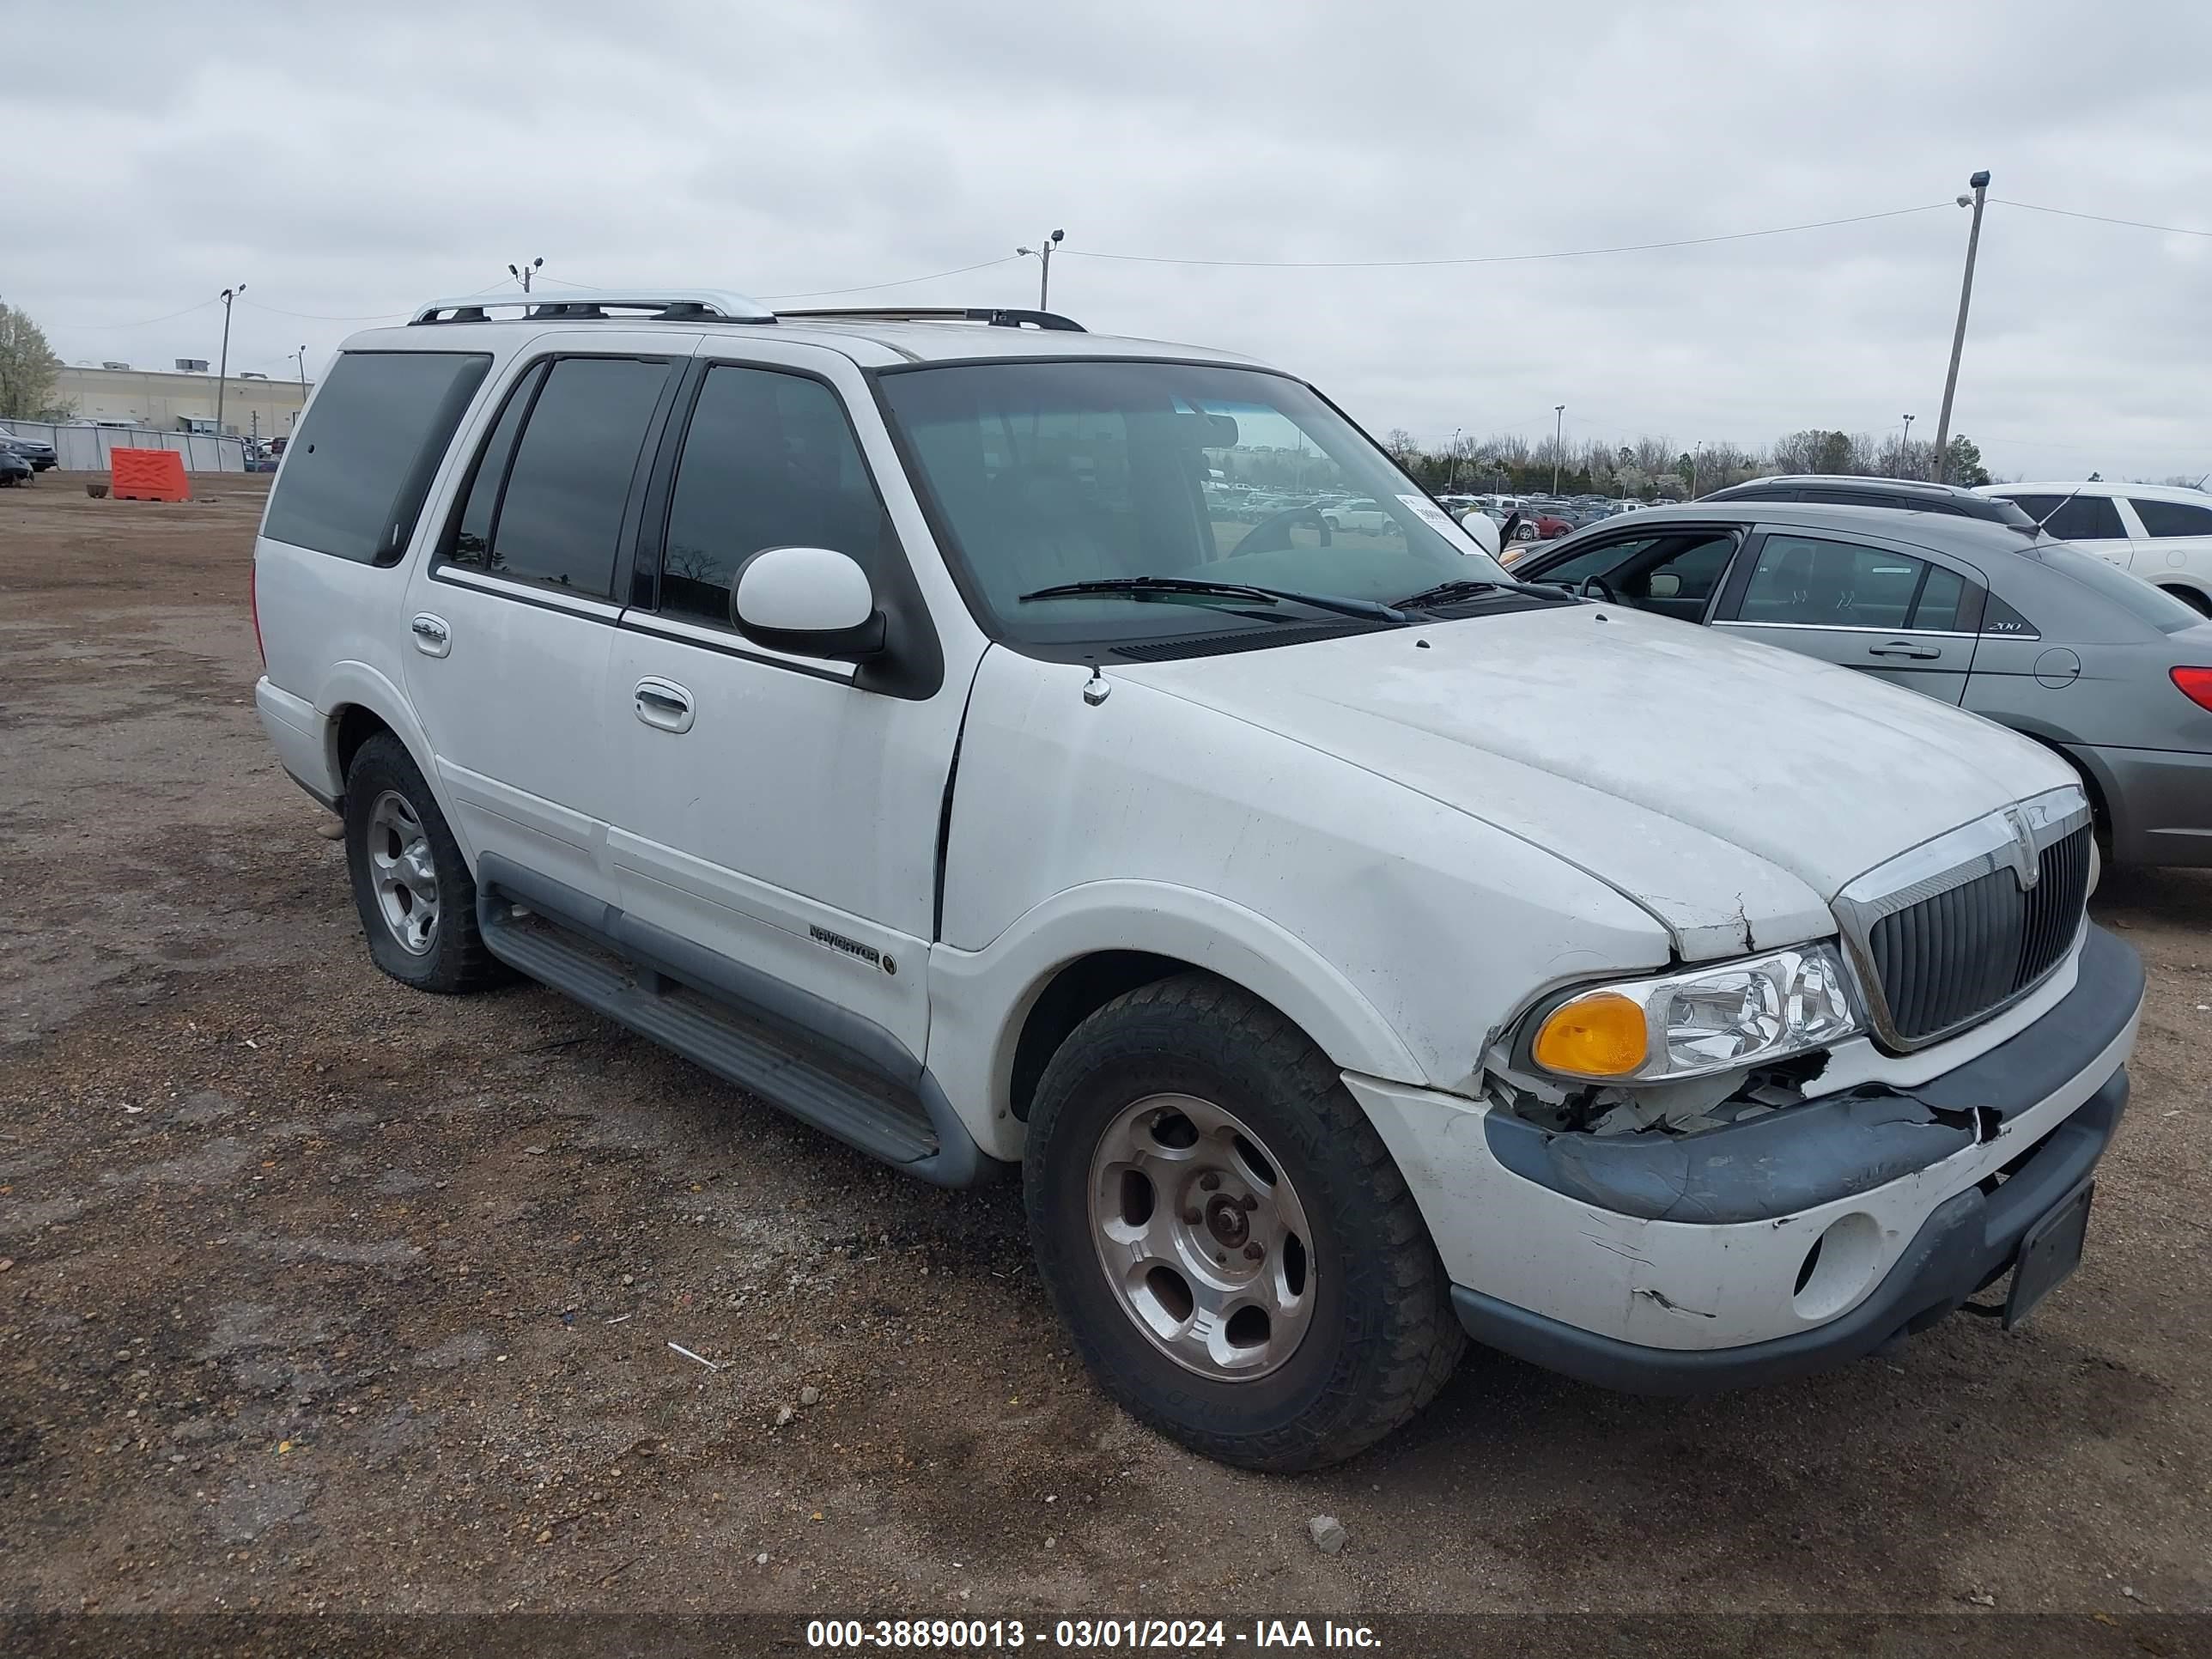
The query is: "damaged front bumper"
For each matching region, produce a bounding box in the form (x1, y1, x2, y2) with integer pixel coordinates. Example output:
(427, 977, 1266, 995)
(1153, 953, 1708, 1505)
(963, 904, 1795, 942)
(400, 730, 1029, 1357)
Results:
(1348, 926, 2144, 1394)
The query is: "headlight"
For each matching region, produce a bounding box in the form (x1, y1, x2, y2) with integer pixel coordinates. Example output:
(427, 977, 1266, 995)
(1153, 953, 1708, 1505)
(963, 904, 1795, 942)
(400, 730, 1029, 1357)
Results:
(1526, 945, 1862, 1083)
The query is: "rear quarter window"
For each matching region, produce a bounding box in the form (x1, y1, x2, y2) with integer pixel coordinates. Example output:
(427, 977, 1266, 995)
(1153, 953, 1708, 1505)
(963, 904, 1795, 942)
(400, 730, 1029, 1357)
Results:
(262, 351, 491, 563)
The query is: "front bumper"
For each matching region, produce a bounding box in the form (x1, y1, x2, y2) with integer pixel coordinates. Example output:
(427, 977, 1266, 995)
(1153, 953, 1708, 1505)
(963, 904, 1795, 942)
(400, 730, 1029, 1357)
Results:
(1349, 925, 2144, 1392)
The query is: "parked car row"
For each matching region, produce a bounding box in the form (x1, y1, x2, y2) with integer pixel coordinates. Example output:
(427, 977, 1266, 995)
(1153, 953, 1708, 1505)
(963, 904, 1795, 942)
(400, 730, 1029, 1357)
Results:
(0, 433, 57, 479)
(1514, 500, 2212, 867)
(249, 289, 2158, 1474)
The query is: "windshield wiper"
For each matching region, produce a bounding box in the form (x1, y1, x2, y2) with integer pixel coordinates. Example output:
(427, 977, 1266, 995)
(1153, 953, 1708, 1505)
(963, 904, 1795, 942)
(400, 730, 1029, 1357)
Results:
(1391, 577, 1508, 609)
(1018, 576, 1407, 624)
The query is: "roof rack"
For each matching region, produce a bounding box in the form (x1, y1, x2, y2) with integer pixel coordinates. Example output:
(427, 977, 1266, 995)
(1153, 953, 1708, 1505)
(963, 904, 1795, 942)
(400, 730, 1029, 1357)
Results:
(410, 289, 775, 326)
(775, 306, 1085, 333)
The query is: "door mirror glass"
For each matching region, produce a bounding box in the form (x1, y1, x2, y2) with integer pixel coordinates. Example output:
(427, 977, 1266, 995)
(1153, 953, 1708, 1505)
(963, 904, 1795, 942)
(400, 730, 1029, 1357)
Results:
(1647, 571, 1682, 599)
(731, 546, 887, 662)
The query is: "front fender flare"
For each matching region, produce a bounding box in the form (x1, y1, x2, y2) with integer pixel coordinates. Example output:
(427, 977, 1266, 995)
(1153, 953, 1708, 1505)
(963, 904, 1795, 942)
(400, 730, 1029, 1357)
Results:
(925, 879, 1427, 1161)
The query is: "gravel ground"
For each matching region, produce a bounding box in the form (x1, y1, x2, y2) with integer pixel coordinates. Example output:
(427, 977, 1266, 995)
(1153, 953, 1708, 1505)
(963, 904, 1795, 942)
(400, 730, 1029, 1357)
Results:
(0, 474, 2207, 1636)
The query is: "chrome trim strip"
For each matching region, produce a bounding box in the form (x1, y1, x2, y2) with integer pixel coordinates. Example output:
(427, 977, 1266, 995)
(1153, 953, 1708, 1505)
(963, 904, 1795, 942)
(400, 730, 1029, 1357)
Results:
(1831, 786, 2093, 1051)
(1712, 620, 1981, 641)
(430, 565, 623, 621)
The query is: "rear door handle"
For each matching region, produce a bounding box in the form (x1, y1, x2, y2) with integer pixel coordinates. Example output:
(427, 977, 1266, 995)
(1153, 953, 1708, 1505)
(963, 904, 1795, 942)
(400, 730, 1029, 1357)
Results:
(1868, 640, 1940, 660)
(410, 613, 451, 658)
(634, 677, 696, 733)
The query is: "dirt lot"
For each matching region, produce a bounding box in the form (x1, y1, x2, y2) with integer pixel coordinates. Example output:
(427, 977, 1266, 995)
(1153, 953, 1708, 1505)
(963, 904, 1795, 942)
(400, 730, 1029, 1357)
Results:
(1, 474, 2208, 1637)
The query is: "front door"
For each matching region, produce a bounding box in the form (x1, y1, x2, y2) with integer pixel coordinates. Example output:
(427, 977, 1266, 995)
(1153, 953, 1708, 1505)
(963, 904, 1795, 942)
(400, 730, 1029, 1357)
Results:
(401, 345, 682, 899)
(605, 357, 976, 1069)
(1711, 529, 1978, 705)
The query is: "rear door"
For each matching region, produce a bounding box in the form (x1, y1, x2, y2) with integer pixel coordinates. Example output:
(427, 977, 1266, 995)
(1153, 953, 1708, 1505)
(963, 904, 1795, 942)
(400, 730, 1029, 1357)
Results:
(1711, 527, 1982, 704)
(1997, 491, 2134, 567)
(400, 344, 684, 901)
(2122, 495, 2212, 605)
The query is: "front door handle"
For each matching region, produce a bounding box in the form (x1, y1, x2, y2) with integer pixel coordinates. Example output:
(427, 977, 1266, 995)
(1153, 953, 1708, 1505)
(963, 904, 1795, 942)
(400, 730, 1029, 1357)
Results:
(634, 677, 696, 734)
(1868, 640, 1940, 660)
(410, 613, 451, 658)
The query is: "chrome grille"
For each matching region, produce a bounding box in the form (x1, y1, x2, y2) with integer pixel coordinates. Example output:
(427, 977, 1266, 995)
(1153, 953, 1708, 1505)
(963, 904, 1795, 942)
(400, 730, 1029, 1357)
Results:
(1867, 825, 2092, 1043)
(1834, 788, 2094, 1051)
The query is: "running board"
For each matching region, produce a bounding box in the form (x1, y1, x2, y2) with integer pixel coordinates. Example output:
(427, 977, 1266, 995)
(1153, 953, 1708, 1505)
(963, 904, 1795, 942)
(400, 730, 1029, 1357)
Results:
(479, 902, 942, 1169)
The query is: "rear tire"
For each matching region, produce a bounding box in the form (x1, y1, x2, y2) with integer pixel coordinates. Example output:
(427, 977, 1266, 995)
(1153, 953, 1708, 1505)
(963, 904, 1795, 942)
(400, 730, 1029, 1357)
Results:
(1024, 973, 1463, 1472)
(2168, 586, 2211, 617)
(343, 732, 506, 994)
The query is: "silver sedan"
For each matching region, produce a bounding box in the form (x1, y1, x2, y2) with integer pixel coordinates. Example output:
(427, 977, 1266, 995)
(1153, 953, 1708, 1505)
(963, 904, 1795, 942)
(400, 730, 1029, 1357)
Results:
(1512, 501, 2212, 866)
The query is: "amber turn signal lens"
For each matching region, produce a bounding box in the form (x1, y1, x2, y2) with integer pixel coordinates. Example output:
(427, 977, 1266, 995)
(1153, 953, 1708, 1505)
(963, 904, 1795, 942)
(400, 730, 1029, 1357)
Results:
(1532, 992, 1649, 1078)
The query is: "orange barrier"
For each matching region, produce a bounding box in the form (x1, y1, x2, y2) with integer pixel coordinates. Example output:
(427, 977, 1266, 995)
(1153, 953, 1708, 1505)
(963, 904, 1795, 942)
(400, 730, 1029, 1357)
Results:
(110, 448, 191, 502)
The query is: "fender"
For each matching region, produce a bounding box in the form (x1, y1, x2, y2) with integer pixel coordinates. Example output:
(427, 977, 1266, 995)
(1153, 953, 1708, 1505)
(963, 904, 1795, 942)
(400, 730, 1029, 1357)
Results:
(925, 878, 1427, 1162)
(313, 659, 475, 860)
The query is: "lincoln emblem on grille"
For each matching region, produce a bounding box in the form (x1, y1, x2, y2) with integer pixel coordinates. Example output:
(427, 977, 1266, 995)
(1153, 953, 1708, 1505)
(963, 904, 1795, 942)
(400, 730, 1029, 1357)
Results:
(2004, 806, 2042, 890)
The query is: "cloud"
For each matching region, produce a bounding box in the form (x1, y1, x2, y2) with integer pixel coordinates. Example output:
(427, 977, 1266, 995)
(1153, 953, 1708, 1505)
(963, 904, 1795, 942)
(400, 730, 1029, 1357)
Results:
(13, 0, 2210, 477)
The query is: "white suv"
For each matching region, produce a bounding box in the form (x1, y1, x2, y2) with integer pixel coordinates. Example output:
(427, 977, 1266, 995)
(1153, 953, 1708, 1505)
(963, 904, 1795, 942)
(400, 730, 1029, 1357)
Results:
(1979, 481, 2212, 615)
(252, 290, 2143, 1470)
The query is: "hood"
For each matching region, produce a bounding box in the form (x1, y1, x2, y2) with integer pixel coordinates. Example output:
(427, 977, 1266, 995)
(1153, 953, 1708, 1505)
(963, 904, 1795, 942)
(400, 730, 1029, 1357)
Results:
(1116, 604, 2075, 960)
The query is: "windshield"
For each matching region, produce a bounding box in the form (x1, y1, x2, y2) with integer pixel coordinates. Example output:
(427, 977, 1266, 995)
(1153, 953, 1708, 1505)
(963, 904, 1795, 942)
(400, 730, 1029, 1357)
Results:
(876, 361, 1514, 647)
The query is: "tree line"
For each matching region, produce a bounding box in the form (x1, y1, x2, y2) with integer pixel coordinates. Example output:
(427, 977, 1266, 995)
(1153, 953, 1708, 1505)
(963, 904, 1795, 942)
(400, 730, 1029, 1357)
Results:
(1376, 426, 1991, 499)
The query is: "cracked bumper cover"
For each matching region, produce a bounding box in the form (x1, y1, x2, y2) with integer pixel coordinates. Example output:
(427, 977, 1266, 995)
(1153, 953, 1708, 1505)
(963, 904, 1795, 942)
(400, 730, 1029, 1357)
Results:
(1446, 925, 2142, 1393)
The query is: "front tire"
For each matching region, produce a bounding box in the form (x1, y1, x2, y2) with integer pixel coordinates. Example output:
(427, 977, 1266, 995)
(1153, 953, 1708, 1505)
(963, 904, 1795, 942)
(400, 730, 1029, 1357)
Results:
(343, 732, 505, 994)
(1024, 974, 1463, 1472)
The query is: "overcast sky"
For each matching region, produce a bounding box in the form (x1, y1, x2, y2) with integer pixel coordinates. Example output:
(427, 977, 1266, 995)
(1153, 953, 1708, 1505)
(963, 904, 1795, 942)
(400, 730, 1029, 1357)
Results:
(11, 0, 2210, 481)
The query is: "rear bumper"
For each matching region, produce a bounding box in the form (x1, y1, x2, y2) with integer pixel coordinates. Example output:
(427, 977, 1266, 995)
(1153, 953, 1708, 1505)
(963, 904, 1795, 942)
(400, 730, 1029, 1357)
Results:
(254, 677, 340, 807)
(2067, 741, 2212, 867)
(1450, 1066, 2125, 1394)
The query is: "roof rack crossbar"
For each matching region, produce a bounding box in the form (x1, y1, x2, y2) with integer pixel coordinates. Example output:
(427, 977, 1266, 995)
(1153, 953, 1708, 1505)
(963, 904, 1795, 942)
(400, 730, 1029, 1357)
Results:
(775, 306, 1085, 333)
(410, 289, 776, 326)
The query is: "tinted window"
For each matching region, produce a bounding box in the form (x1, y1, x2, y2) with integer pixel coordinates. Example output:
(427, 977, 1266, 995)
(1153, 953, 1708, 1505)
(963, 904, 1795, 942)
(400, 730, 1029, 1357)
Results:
(2006, 494, 2126, 540)
(2129, 497, 2212, 538)
(1736, 535, 1926, 629)
(659, 367, 897, 628)
(447, 363, 545, 568)
(2036, 543, 2204, 634)
(484, 357, 669, 599)
(1912, 566, 1969, 629)
(1631, 535, 1736, 608)
(262, 351, 489, 563)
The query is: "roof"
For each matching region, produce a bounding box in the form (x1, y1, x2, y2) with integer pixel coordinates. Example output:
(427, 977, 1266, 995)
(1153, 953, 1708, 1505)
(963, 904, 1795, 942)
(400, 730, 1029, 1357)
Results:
(1707, 474, 1987, 502)
(1541, 500, 2051, 559)
(1983, 480, 2212, 503)
(351, 289, 1260, 372)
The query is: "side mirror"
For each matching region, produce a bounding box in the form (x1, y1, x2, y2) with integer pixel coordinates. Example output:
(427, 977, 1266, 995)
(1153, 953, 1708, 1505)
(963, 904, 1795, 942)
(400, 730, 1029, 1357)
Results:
(1456, 511, 1502, 558)
(1648, 572, 1682, 599)
(731, 546, 887, 662)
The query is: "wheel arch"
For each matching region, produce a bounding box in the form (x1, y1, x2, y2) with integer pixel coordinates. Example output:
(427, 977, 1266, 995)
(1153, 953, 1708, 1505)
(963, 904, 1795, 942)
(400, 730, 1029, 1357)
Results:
(315, 662, 465, 851)
(925, 880, 1427, 1158)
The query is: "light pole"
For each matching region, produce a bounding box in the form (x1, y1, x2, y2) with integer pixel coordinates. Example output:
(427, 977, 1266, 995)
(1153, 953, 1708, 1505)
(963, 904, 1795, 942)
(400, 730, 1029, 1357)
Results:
(1899, 413, 1915, 477)
(1551, 404, 1565, 495)
(1448, 427, 1462, 490)
(1691, 440, 1705, 498)
(215, 284, 245, 440)
(1933, 171, 1990, 483)
(1016, 229, 1065, 310)
(508, 257, 544, 293)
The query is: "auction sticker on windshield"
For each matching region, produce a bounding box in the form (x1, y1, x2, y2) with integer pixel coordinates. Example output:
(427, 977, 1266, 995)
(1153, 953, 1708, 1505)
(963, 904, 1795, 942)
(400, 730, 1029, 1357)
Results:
(1397, 494, 1490, 555)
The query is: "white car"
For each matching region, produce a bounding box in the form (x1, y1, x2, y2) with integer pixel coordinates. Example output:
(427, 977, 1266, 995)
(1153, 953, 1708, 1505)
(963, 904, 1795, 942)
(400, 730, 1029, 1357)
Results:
(1979, 482, 2212, 616)
(1322, 497, 1395, 533)
(252, 289, 2142, 1471)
